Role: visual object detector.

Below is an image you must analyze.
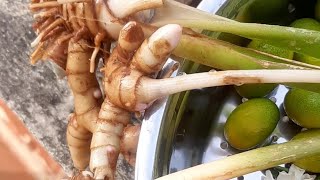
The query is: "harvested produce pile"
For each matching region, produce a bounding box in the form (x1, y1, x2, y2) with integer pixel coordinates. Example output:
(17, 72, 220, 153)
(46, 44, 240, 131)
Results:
(27, 0, 320, 179)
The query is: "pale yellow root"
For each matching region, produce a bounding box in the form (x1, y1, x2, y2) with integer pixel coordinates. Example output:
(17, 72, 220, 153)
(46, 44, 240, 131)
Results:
(90, 100, 131, 180)
(66, 39, 102, 170)
(60, 28, 138, 179)
(89, 22, 146, 179)
(66, 114, 91, 170)
(90, 32, 106, 73)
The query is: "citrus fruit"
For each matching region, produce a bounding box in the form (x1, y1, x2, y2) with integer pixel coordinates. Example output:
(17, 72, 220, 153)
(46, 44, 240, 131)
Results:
(247, 40, 294, 59)
(235, 84, 277, 99)
(290, 18, 320, 66)
(292, 129, 320, 173)
(290, 18, 320, 31)
(284, 88, 320, 128)
(224, 98, 280, 150)
(235, 39, 295, 98)
(236, 0, 290, 23)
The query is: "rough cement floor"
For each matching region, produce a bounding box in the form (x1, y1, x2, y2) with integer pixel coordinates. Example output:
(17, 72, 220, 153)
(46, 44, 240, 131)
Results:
(0, 0, 134, 179)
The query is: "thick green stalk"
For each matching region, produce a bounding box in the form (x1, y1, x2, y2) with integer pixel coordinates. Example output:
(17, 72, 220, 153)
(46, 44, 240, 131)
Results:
(157, 130, 320, 180)
(174, 34, 316, 70)
(160, 19, 320, 59)
(173, 34, 320, 93)
(150, 1, 320, 58)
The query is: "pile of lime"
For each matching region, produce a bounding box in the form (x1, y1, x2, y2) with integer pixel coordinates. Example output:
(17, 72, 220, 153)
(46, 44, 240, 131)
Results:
(283, 88, 320, 172)
(224, 0, 320, 174)
(235, 1, 320, 99)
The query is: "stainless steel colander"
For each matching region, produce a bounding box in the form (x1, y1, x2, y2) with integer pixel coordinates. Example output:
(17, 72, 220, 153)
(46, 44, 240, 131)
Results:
(135, 1, 307, 179)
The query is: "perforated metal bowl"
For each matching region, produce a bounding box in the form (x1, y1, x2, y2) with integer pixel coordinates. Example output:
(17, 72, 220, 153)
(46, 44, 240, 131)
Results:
(135, 0, 313, 179)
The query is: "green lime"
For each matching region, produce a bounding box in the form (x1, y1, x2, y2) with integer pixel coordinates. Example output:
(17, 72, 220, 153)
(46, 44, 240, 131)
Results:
(284, 88, 320, 128)
(236, 0, 290, 23)
(247, 40, 294, 59)
(235, 84, 277, 99)
(290, 18, 320, 66)
(224, 98, 280, 150)
(290, 18, 320, 31)
(292, 129, 320, 173)
(235, 39, 294, 98)
(315, 0, 320, 21)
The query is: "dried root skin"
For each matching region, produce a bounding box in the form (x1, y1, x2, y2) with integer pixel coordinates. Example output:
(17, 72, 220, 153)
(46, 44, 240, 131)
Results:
(32, 34, 69, 69)
(29, 0, 159, 70)
(30, 3, 72, 68)
(44, 32, 73, 69)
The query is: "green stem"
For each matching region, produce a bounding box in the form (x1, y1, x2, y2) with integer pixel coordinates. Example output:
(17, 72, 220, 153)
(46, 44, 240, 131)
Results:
(173, 34, 320, 93)
(150, 1, 319, 58)
(157, 130, 320, 180)
(163, 19, 320, 59)
(174, 34, 315, 70)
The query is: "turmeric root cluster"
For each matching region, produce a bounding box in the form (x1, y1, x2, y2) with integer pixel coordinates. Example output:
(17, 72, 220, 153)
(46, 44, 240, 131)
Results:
(29, 0, 180, 179)
(31, 2, 182, 177)
(68, 22, 182, 179)
(28, 1, 320, 180)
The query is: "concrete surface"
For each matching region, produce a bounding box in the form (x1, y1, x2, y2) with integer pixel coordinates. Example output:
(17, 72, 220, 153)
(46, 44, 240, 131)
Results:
(0, 0, 133, 179)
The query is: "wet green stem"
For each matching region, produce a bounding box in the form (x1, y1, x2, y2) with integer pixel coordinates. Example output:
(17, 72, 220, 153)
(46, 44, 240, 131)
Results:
(157, 130, 320, 180)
